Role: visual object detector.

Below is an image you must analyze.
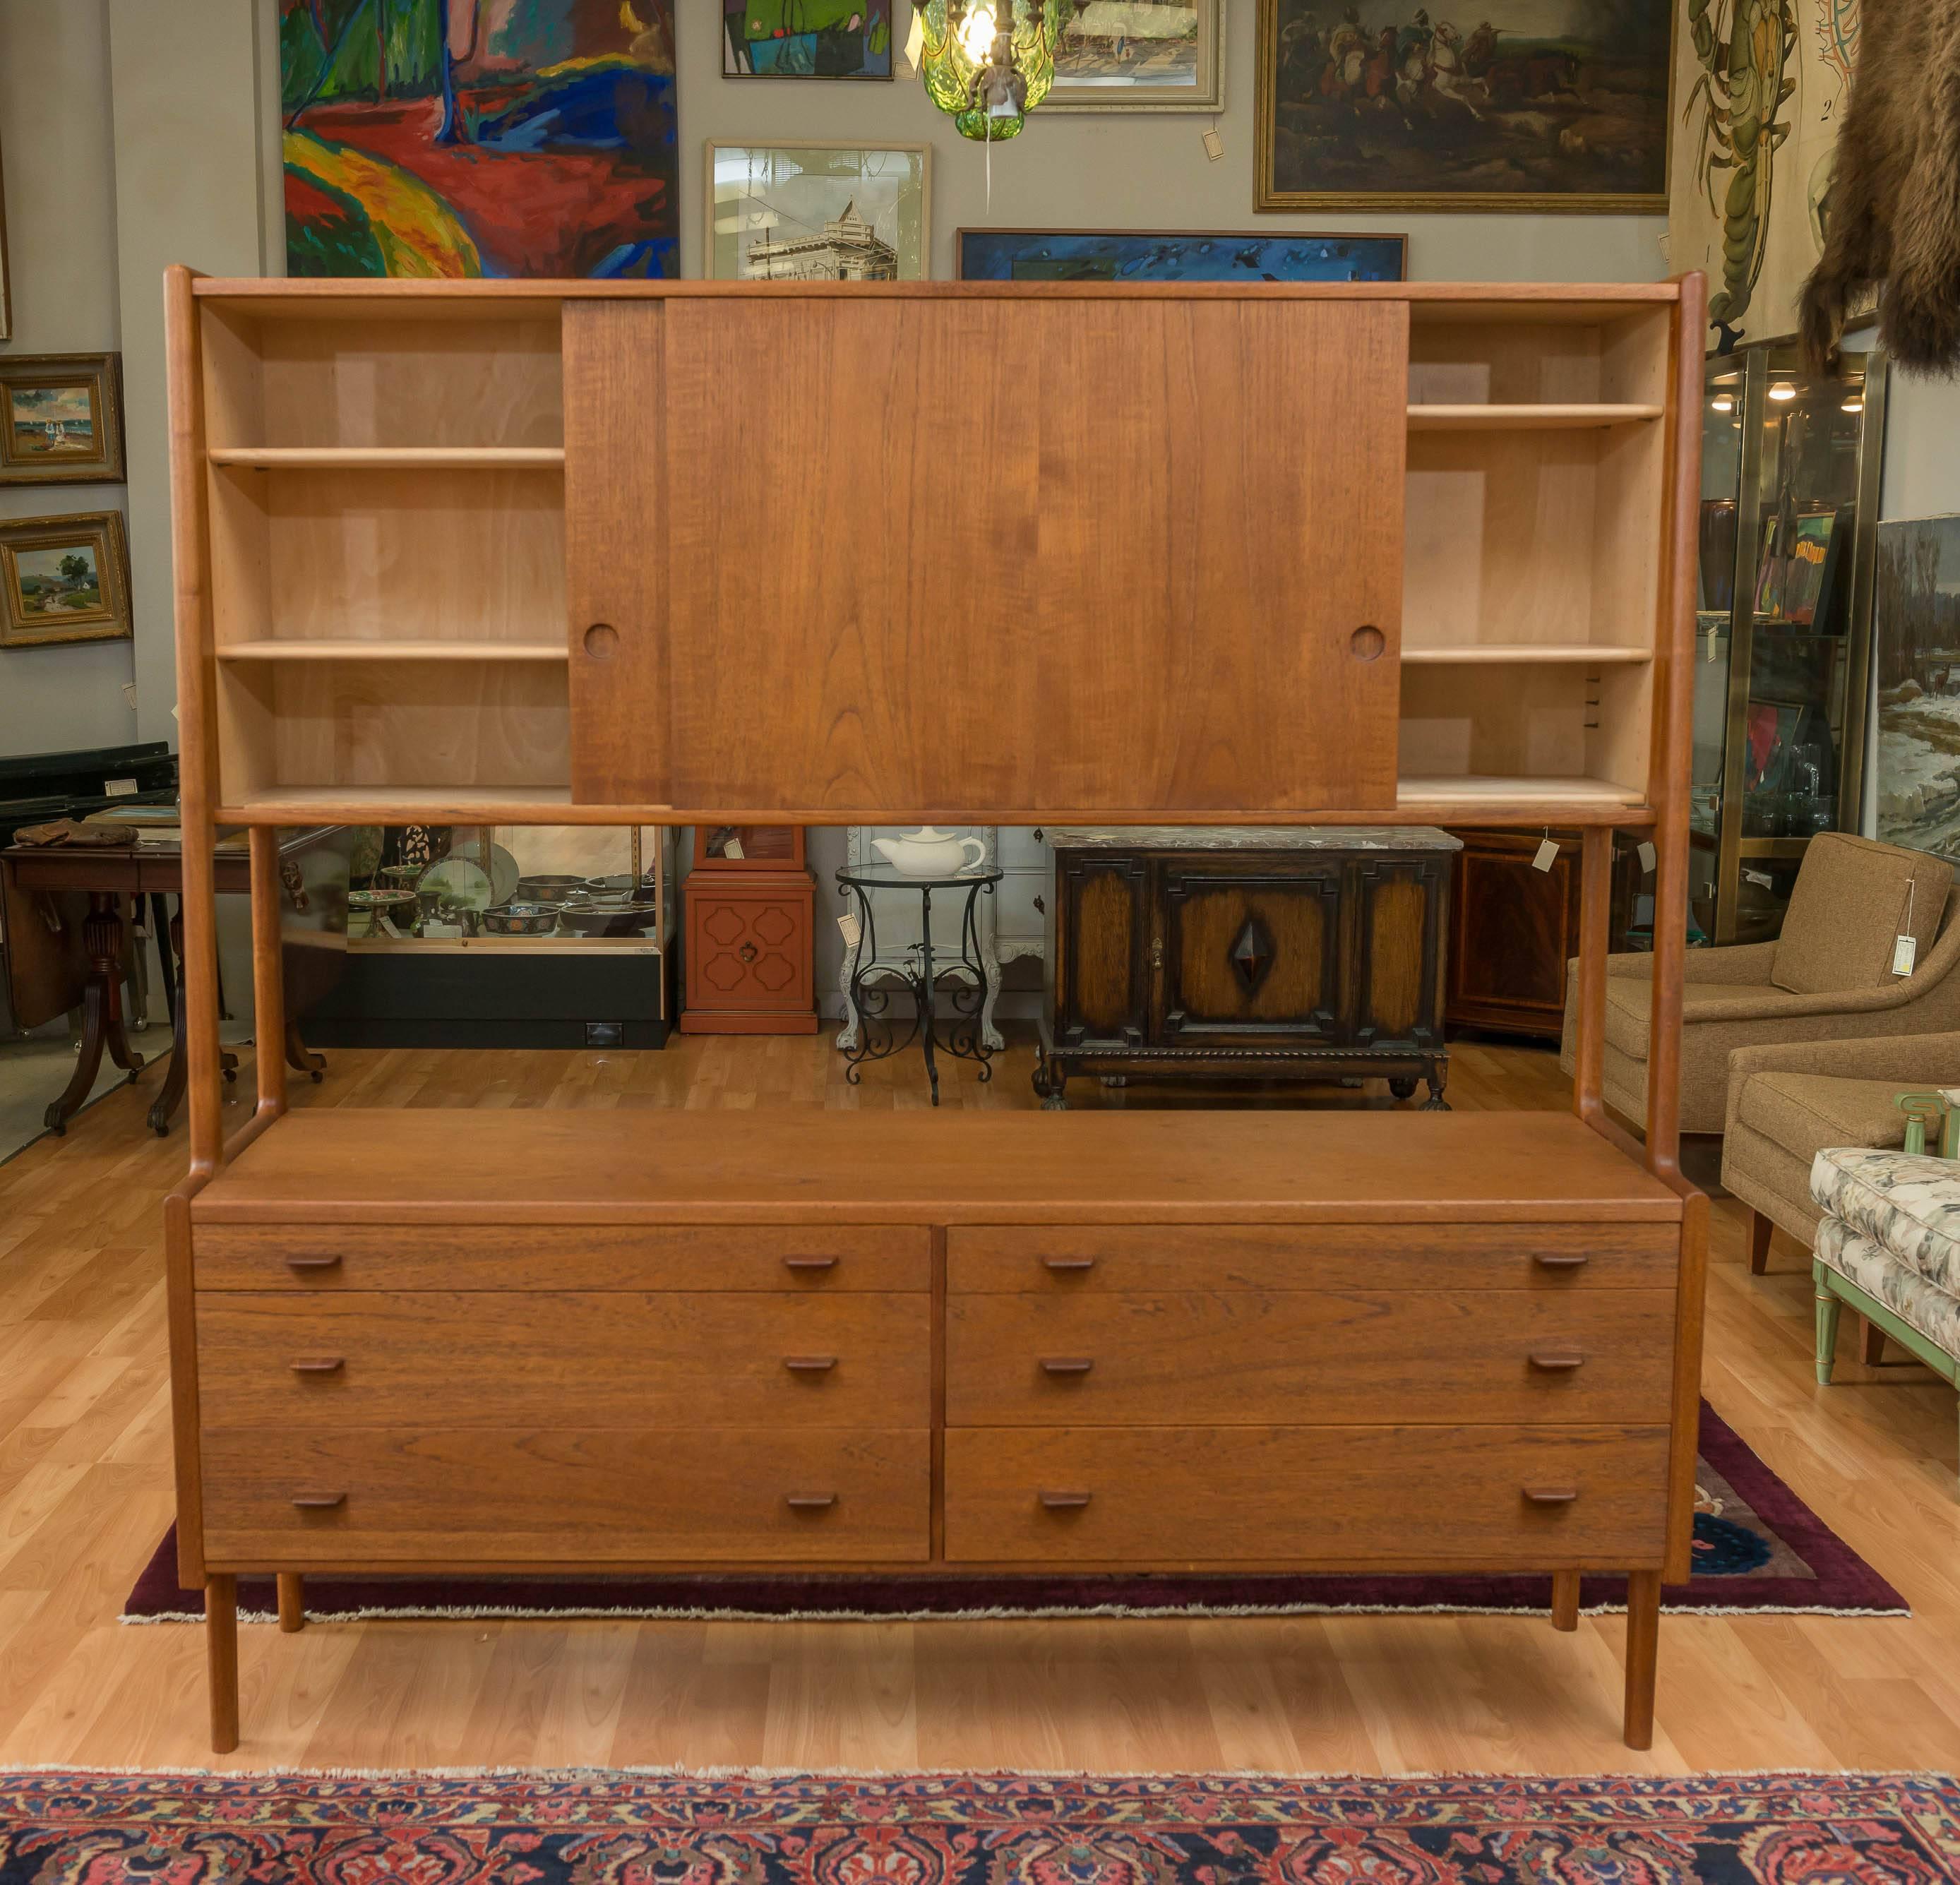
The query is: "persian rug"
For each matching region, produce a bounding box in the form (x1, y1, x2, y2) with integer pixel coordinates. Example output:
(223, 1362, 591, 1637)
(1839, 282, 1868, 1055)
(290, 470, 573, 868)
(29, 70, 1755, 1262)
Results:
(124, 1404, 1906, 1625)
(1, 1769, 1956, 1884)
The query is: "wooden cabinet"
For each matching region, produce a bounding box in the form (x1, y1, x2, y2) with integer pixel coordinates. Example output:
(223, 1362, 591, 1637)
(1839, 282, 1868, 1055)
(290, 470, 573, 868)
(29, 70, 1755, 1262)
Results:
(1038, 830, 1457, 1108)
(681, 870, 818, 1034)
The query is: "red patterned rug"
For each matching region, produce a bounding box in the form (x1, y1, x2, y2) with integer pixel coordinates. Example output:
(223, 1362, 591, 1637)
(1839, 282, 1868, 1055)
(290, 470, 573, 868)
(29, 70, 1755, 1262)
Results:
(123, 1404, 1906, 1623)
(0, 1769, 1955, 1884)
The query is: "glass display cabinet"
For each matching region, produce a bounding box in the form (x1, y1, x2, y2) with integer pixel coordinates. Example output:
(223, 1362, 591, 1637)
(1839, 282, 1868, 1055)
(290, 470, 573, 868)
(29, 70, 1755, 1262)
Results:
(1692, 342, 1889, 945)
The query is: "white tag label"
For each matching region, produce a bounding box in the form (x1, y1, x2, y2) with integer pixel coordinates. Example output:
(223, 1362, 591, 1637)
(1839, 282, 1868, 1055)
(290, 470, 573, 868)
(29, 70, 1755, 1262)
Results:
(1637, 841, 1657, 874)
(722, 837, 744, 861)
(837, 911, 862, 950)
(1531, 838, 1559, 872)
(103, 778, 138, 797)
(1893, 933, 1918, 976)
(378, 915, 405, 939)
(1744, 867, 1774, 889)
(1201, 127, 1224, 161)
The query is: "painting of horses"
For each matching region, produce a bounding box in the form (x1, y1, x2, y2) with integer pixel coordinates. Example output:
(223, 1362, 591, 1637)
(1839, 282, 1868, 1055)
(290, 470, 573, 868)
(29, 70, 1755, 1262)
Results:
(281, 0, 679, 280)
(1257, 0, 1673, 212)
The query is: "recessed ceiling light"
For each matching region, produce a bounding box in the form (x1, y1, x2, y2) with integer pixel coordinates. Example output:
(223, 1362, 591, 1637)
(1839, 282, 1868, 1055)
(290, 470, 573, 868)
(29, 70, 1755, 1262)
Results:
(1710, 395, 1734, 413)
(1841, 397, 1864, 413)
(1768, 381, 1798, 402)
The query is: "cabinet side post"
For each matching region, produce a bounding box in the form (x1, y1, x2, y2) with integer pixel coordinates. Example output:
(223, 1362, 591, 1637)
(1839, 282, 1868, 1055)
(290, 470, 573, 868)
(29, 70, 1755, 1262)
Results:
(1571, 827, 1611, 1125)
(249, 826, 288, 1121)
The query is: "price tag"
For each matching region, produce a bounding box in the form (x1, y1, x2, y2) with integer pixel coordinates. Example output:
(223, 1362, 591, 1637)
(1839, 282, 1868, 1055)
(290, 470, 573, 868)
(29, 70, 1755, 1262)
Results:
(1893, 933, 1918, 976)
(1531, 838, 1559, 872)
(722, 837, 745, 861)
(1201, 126, 1224, 161)
(103, 778, 138, 796)
(1637, 841, 1657, 874)
(837, 911, 862, 950)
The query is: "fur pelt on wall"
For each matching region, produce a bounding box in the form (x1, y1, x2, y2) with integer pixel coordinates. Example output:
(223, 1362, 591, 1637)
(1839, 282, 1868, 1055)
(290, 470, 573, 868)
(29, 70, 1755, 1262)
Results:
(1802, 0, 1960, 373)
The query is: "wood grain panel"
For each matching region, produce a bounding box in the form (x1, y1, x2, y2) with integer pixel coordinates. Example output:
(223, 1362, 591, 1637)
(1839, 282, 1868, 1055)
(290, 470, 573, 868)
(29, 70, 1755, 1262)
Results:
(945, 1288, 1675, 1425)
(194, 1223, 931, 1291)
(659, 296, 1406, 817)
(943, 1425, 1670, 1566)
(198, 1292, 929, 1428)
(202, 1428, 930, 1564)
(945, 1223, 1680, 1293)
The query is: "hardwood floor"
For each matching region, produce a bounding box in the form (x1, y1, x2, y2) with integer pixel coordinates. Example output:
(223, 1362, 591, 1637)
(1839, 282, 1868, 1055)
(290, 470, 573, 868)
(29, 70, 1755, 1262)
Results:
(1, 1029, 1956, 1773)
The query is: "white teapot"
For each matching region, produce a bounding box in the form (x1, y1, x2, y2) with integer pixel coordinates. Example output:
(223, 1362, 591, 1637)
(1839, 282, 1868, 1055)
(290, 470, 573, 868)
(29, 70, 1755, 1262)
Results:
(871, 827, 988, 877)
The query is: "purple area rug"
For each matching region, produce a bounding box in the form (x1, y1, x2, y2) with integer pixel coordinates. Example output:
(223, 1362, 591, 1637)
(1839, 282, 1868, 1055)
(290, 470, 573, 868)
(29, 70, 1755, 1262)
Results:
(124, 1402, 1906, 1624)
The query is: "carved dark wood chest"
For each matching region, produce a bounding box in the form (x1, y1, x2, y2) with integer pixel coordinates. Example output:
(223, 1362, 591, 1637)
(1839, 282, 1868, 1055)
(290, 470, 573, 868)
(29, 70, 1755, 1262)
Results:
(1035, 828, 1459, 1110)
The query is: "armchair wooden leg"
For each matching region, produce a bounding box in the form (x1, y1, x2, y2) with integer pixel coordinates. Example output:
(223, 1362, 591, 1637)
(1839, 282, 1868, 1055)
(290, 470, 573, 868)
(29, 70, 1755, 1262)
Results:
(1747, 1208, 1773, 1276)
(1622, 1569, 1661, 1751)
(207, 1574, 239, 1754)
(1860, 1316, 1889, 1367)
(277, 1572, 306, 1632)
(1550, 1569, 1581, 1632)
(1815, 1267, 1842, 1384)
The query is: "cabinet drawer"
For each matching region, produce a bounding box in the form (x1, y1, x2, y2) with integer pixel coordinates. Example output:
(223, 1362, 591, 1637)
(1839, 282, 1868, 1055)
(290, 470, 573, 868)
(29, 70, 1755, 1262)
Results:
(202, 1428, 929, 1565)
(943, 1425, 1669, 1567)
(948, 1223, 1678, 1293)
(198, 1292, 928, 1428)
(946, 1288, 1674, 1426)
(194, 1224, 929, 1293)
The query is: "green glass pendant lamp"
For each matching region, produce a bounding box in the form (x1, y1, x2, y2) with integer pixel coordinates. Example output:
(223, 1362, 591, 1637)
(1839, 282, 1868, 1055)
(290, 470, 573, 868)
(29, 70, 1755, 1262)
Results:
(916, 0, 1070, 141)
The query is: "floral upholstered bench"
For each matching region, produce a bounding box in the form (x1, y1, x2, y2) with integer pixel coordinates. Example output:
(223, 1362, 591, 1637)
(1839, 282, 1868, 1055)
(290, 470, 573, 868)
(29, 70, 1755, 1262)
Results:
(1810, 1146, 1960, 1483)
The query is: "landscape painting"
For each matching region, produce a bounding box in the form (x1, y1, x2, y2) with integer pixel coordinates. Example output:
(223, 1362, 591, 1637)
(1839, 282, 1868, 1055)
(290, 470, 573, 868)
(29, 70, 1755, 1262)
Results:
(0, 355, 124, 487)
(723, 1, 891, 78)
(1047, 0, 1224, 110)
(0, 513, 132, 650)
(1875, 515, 1960, 860)
(959, 227, 1405, 282)
(1257, 0, 1673, 211)
(281, 0, 679, 280)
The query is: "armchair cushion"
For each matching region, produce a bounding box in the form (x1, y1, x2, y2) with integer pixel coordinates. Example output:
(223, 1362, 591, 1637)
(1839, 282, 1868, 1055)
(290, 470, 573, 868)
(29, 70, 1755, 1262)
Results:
(1815, 1219, 1960, 1356)
(1602, 975, 1786, 1062)
(1810, 1146, 1960, 1294)
(1735, 1074, 1913, 1153)
(1770, 833, 1951, 995)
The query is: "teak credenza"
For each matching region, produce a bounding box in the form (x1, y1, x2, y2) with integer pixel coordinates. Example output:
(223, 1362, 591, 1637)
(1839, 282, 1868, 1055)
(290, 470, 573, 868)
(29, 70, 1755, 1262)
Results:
(164, 270, 1707, 1754)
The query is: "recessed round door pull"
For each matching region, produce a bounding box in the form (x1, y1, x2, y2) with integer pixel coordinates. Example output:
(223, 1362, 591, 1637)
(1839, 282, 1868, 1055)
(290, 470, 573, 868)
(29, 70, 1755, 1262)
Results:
(1039, 1490, 1093, 1511)
(1528, 1348, 1586, 1372)
(783, 1355, 837, 1374)
(288, 1356, 345, 1375)
(1040, 1357, 1094, 1377)
(1349, 624, 1386, 661)
(583, 622, 619, 660)
(290, 1492, 347, 1511)
(1522, 1485, 1580, 1507)
(285, 1254, 342, 1273)
(786, 1493, 838, 1512)
(782, 1256, 839, 1274)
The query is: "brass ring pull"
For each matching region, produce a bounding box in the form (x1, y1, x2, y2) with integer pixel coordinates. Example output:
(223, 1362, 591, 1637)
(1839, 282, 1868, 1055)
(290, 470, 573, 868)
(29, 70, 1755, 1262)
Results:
(739, 941, 758, 962)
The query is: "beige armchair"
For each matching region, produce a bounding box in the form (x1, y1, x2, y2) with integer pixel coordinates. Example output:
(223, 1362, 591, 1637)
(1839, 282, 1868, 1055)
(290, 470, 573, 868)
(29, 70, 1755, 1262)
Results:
(1559, 833, 1958, 1137)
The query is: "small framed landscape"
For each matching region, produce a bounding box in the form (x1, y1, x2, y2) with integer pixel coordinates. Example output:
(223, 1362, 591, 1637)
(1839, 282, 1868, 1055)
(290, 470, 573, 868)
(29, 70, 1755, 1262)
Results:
(1047, 0, 1224, 112)
(1875, 514, 1960, 858)
(0, 512, 133, 650)
(722, 1, 892, 78)
(705, 140, 930, 281)
(958, 227, 1406, 283)
(0, 355, 126, 487)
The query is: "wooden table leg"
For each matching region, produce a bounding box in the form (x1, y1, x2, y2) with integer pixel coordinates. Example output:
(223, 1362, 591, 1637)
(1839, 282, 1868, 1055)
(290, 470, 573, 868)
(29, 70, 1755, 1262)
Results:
(44, 891, 143, 1135)
(1550, 1569, 1581, 1632)
(150, 899, 236, 1136)
(277, 1572, 306, 1632)
(1623, 1569, 1661, 1750)
(285, 1022, 326, 1084)
(207, 1573, 239, 1753)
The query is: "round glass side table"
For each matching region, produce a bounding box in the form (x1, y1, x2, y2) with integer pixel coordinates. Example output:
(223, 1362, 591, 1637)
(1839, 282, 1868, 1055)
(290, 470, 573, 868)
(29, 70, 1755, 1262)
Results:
(834, 862, 1004, 1106)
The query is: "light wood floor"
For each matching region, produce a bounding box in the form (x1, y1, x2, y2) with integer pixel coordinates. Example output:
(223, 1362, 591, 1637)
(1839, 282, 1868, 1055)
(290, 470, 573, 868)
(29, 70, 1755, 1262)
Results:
(1, 1029, 1956, 1774)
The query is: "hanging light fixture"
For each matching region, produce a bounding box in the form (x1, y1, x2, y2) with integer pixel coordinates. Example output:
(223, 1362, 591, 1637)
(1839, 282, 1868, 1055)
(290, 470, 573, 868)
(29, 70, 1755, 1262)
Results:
(916, 1, 1070, 143)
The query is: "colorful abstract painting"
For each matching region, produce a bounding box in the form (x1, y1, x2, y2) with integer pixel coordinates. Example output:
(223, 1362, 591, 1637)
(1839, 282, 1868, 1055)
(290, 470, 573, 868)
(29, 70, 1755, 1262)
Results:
(723, 1, 891, 78)
(281, 0, 679, 280)
(959, 228, 1406, 283)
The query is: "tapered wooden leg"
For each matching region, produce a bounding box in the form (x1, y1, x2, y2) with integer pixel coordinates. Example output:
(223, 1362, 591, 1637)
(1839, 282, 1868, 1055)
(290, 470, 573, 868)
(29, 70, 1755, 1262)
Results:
(1746, 1208, 1772, 1276)
(1623, 1569, 1661, 1750)
(1860, 1316, 1888, 1366)
(1815, 1269, 1842, 1384)
(206, 1574, 239, 1753)
(277, 1572, 306, 1632)
(1550, 1569, 1581, 1632)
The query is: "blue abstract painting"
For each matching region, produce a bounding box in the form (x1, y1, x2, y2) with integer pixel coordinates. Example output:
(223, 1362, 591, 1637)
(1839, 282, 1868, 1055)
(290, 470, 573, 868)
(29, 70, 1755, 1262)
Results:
(957, 229, 1406, 283)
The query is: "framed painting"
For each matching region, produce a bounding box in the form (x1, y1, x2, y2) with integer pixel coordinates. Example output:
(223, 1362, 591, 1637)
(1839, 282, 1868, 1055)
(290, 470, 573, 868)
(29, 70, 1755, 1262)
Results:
(723, 1, 892, 78)
(1875, 515, 1960, 858)
(1256, 0, 1673, 213)
(280, 0, 679, 279)
(957, 227, 1406, 282)
(0, 512, 133, 650)
(0, 356, 126, 487)
(705, 140, 930, 281)
(1046, 0, 1225, 112)
(0, 133, 11, 340)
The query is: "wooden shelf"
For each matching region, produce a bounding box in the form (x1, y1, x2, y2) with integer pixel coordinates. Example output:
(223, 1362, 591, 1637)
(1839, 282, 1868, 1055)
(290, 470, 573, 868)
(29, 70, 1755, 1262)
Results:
(1406, 404, 1665, 431)
(219, 640, 568, 663)
(219, 785, 577, 825)
(1402, 644, 1651, 665)
(209, 447, 566, 469)
(351, 935, 662, 955)
(1399, 775, 1650, 811)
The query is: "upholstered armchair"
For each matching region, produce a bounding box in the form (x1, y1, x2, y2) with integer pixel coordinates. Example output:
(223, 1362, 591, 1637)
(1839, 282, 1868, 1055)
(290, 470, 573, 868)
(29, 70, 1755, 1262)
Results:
(1559, 834, 1959, 1138)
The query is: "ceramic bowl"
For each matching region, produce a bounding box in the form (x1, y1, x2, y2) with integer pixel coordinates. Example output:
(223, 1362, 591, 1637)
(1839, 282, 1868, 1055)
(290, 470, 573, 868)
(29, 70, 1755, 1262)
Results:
(481, 902, 561, 936)
(515, 875, 587, 904)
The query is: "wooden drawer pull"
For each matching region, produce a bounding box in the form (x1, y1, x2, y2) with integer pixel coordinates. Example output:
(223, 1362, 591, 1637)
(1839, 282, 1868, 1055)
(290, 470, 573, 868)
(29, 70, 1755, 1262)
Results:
(1532, 1254, 1589, 1272)
(782, 1257, 839, 1274)
(785, 1493, 838, 1511)
(290, 1492, 347, 1511)
(1040, 1357, 1094, 1377)
(1527, 1348, 1586, 1372)
(285, 1255, 343, 1274)
(1522, 1485, 1579, 1507)
(288, 1357, 345, 1376)
(783, 1356, 837, 1373)
(1043, 1257, 1096, 1274)
(1039, 1490, 1093, 1511)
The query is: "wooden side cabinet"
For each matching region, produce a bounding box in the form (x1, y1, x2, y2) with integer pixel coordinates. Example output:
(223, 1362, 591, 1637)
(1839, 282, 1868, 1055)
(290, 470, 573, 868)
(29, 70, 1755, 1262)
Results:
(1036, 828, 1458, 1109)
(681, 871, 818, 1035)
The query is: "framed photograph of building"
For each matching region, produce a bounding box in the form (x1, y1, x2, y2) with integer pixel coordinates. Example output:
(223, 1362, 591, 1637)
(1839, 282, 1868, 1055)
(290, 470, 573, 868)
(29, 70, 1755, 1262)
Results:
(0, 511, 133, 650)
(1046, 0, 1225, 112)
(0, 355, 126, 487)
(722, 1, 892, 78)
(1256, 0, 1673, 213)
(957, 227, 1405, 282)
(705, 140, 930, 281)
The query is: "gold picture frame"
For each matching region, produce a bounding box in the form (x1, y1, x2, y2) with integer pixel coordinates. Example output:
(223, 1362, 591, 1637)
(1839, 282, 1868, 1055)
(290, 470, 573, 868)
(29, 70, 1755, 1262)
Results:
(0, 133, 12, 340)
(704, 140, 932, 282)
(0, 354, 126, 487)
(1255, 0, 1673, 215)
(0, 510, 133, 650)
(1044, 0, 1224, 113)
